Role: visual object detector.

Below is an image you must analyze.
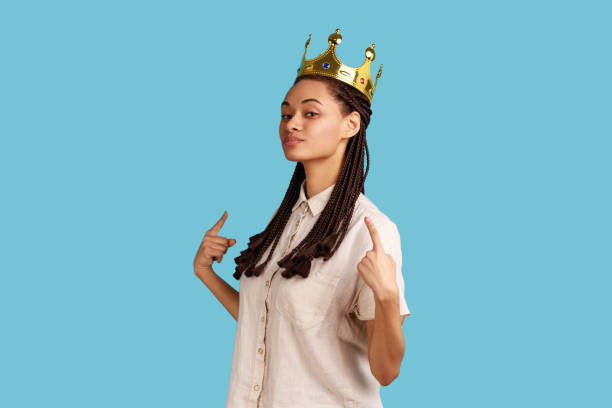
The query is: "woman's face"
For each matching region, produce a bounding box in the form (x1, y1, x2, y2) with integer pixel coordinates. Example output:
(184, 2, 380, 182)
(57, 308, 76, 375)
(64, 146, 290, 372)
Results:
(279, 79, 359, 163)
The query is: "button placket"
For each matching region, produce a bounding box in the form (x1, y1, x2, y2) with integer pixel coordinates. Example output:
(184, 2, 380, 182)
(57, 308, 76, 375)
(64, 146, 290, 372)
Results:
(250, 280, 271, 404)
(251, 201, 310, 406)
(285, 202, 309, 255)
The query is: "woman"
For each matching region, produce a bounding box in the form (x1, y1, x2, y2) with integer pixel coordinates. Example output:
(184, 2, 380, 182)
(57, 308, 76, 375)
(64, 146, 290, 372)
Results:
(194, 29, 411, 407)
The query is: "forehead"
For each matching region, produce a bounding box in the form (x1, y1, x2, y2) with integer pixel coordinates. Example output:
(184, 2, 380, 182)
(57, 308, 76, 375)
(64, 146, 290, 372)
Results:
(283, 79, 332, 104)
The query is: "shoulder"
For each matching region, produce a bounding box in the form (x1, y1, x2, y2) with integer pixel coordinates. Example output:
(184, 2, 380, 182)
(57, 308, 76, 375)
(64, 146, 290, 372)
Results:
(343, 192, 401, 253)
(353, 192, 399, 235)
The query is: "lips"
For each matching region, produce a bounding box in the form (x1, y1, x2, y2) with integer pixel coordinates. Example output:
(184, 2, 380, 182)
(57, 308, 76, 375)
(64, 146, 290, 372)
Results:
(284, 136, 304, 145)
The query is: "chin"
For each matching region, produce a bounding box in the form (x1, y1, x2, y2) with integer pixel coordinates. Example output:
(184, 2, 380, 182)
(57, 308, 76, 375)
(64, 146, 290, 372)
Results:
(281, 144, 305, 160)
(283, 151, 304, 162)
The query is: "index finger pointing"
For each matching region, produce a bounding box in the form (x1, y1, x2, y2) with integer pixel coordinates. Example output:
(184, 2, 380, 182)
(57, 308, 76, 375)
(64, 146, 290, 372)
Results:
(209, 210, 228, 235)
(364, 216, 384, 251)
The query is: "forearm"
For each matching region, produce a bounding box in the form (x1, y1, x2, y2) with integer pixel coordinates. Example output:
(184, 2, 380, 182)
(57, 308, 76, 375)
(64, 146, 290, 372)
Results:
(195, 267, 239, 321)
(369, 288, 405, 385)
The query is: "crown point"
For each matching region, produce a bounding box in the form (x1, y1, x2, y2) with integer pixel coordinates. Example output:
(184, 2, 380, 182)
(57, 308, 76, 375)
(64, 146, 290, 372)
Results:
(328, 29, 342, 46)
(365, 45, 376, 62)
(375, 64, 383, 86)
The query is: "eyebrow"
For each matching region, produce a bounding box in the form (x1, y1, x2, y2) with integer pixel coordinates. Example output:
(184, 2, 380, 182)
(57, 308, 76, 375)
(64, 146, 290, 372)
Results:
(281, 98, 323, 107)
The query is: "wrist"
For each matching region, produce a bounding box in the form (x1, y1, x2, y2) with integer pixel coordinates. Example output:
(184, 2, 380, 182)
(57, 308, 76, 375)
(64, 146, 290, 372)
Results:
(194, 265, 214, 277)
(373, 283, 399, 303)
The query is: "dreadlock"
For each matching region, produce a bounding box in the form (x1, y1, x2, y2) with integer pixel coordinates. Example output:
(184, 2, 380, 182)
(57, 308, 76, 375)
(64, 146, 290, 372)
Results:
(233, 74, 373, 280)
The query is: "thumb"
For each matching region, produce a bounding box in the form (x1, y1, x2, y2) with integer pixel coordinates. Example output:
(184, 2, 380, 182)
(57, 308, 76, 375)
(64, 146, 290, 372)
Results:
(228, 238, 237, 246)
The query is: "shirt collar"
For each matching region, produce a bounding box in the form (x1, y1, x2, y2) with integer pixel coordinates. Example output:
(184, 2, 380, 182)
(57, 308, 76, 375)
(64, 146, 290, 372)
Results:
(291, 179, 336, 217)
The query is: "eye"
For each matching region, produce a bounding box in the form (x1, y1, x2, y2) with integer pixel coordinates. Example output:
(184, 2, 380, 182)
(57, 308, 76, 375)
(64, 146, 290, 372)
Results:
(280, 112, 318, 120)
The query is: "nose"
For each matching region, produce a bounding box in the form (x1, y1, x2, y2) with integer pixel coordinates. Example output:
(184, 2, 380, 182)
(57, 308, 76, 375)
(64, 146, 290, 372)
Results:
(285, 114, 302, 132)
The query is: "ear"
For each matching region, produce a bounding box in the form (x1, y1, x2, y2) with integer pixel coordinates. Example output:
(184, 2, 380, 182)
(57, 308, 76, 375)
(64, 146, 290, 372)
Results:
(343, 111, 361, 139)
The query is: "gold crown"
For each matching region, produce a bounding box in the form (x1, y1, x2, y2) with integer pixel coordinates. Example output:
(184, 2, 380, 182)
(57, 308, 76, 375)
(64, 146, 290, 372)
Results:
(296, 28, 382, 104)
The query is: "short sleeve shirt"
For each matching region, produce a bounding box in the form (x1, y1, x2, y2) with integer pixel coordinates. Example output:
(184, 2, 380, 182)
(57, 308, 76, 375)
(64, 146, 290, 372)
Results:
(225, 180, 411, 408)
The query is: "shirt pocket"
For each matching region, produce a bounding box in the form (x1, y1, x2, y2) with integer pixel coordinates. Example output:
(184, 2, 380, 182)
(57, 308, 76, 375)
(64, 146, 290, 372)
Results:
(273, 262, 341, 330)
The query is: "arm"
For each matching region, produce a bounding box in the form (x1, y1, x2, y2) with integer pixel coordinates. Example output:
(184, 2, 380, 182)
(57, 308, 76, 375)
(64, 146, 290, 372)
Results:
(193, 210, 239, 321)
(365, 288, 405, 386)
(358, 216, 408, 386)
(195, 266, 239, 321)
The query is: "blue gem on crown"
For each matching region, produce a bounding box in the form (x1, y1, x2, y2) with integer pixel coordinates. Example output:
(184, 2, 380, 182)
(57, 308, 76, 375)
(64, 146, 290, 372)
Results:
(322, 62, 330, 69)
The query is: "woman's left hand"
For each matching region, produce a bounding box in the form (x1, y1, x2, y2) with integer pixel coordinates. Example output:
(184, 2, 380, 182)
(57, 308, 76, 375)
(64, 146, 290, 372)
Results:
(357, 217, 400, 298)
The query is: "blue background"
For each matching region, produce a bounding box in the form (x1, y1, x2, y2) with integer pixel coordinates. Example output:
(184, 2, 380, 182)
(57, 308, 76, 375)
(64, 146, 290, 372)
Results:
(1, 0, 610, 406)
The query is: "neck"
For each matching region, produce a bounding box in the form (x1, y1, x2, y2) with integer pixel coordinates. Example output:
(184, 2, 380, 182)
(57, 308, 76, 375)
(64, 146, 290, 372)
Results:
(301, 143, 346, 199)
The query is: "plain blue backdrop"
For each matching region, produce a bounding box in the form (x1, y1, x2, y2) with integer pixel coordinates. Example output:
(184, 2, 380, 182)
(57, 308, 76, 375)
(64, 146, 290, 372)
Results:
(1, 0, 610, 407)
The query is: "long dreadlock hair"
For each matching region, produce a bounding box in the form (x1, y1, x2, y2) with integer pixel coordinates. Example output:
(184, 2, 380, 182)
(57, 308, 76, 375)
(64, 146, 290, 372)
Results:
(232, 74, 373, 280)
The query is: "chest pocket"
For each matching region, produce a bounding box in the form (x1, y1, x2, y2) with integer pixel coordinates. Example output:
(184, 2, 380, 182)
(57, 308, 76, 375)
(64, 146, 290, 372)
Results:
(273, 259, 341, 330)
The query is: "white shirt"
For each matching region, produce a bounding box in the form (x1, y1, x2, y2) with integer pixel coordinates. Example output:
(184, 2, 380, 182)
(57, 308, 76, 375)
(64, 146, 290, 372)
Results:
(226, 179, 411, 407)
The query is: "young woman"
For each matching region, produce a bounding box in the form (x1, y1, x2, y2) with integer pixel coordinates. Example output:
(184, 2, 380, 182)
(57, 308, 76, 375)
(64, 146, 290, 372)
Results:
(194, 29, 411, 407)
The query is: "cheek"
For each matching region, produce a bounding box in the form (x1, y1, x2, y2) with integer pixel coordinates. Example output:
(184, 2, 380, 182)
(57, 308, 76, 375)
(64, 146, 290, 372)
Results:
(308, 120, 342, 146)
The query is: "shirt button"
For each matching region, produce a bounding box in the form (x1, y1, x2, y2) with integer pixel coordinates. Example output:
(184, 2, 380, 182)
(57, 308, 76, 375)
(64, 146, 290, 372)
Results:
(258, 347, 263, 354)
(265, 280, 270, 287)
(260, 316, 265, 322)
(253, 384, 260, 391)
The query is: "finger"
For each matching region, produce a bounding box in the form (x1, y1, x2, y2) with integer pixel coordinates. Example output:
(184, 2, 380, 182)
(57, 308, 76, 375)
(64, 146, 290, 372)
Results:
(364, 217, 383, 251)
(209, 210, 228, 235)
(206, 247, 225, 261)
(206, 235, 234, 246)
(214, 250, 225, 263)
(207, 242, 227, 253)
(222, 237, 237, 247)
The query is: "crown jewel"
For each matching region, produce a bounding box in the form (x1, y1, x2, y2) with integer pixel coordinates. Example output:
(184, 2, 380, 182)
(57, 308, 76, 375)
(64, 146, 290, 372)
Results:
(296, 28, 382, 104)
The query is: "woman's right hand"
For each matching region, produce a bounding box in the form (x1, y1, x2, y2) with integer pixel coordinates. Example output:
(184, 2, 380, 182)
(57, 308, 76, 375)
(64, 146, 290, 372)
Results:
(193, 210, 237, 273)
